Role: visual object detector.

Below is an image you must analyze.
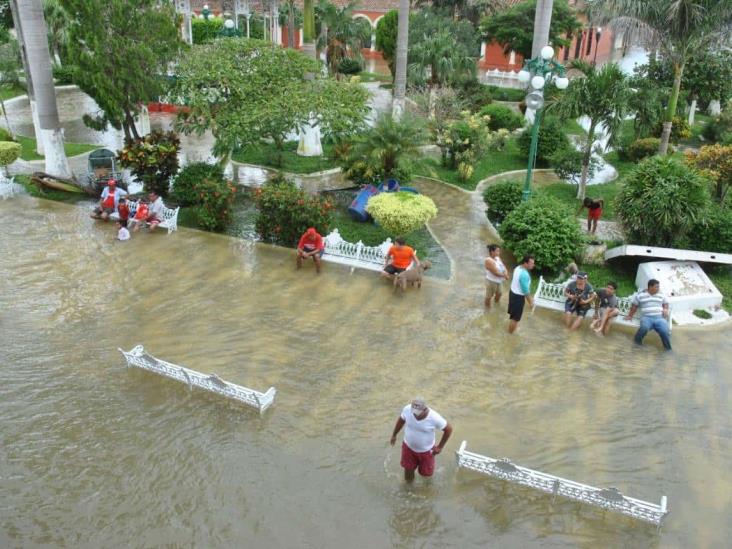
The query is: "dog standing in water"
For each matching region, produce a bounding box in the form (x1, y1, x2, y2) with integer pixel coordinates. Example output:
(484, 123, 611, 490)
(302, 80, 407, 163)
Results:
(393, 261, 432, 292)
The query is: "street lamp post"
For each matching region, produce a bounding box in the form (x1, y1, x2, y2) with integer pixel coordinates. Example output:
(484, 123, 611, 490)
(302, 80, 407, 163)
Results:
(219, 18, 241, 38)
(593, 27, 603, 65)
(201, 4, 212, 20)
(518, 45, 568, 201)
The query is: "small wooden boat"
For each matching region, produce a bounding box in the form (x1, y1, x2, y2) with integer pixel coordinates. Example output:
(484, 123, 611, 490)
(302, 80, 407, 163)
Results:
(30, 171, 95, 196)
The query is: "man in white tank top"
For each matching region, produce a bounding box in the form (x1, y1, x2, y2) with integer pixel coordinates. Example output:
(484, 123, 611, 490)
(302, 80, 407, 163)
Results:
(484, 244, 509, 309)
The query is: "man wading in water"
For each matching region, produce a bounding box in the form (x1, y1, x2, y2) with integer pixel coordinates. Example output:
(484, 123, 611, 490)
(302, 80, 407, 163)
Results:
(390, 398, 453, 482)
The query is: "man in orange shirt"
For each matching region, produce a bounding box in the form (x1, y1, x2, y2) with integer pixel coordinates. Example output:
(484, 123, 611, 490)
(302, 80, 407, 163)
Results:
(382, 237, 419, 280)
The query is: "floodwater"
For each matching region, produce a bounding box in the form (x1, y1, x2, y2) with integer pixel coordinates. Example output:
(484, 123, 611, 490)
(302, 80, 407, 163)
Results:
(1, 173, 732, 548)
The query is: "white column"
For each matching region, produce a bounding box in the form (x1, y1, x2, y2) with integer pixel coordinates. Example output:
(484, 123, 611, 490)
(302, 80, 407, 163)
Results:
(480, 42, 486, 60)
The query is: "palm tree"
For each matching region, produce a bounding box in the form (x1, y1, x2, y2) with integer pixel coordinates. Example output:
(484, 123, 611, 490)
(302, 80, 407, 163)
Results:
(316, 0, 370, 77)
(408, 29, 476, 118)
(43, 0, 69, 65)
(392, 0, 409, 119)
(550, 60, 631, 200)
(302, 0, 316, 59)
(591, 0, 732, 154)
(15, 0, 71, 178)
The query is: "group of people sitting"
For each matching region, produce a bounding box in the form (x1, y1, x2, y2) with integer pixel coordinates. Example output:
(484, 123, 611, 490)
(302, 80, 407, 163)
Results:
(90, 179, 165, 241)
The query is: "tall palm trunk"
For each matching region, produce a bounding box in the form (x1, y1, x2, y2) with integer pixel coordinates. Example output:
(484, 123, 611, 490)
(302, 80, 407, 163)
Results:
(297, 0, 322, 157)
(659, 62, 684, 155)
(10, 0, 44, 154)
(392, 0, 410, 119)
(531, 0, 553, 58)
(302, 0, 316, 59)
(17, 0, 71, 178)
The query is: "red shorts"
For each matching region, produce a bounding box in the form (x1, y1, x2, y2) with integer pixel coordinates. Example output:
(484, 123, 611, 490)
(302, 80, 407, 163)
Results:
(589, 208, 602, 221)
(401, 442, 435, 477)
(148, 216, 161, 227)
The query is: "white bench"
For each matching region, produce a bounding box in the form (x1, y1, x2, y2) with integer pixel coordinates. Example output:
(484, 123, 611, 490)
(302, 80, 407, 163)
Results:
(0, 175, 23, 199)
(322, 228, 392, 272)
(533, 276, 673, 330)
(110, 200, 180, 234)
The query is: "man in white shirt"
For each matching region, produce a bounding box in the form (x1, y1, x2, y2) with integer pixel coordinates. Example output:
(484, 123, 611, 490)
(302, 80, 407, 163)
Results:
(146, 191, 165, 231)
(390, 398, 453, 482)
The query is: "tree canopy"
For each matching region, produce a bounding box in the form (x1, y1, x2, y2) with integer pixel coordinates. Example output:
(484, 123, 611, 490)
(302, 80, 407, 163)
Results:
(480, 0, 581, 59)
(61, 0, 183, 140)
(172, 39, 370, 158)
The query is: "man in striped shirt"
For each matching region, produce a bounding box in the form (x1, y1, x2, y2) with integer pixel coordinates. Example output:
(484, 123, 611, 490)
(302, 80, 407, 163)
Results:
(625, 279, 672, 351)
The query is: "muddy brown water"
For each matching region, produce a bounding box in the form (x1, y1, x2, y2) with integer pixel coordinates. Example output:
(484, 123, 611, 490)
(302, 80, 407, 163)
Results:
(1, 180, 731, 548)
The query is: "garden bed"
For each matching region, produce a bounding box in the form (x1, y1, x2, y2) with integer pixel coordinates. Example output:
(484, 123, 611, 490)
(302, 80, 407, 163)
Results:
(15, 136, 98, 161)
(536, 180, 620, 220)
(232, 142, 337, 174)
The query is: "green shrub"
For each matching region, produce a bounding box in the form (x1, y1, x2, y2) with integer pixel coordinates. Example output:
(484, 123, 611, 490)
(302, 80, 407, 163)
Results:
(499, 196, 583, 272)
(615, 156, 711, 247)
(254, 177, 334, 246)
(479, 104, 524, 131)
(193, 177, 236, 232)
(550, 147, 598, 185)
(365, 191, 438, 235)
(482, 180, 522, 224)
(455, 79, 493, 112)
(689, 206, 732, 253)
(0, 141, 21, 166)
(338, 58, 362, 75)
(52, 64, 75, 85)
(192, 18, 224, 44)
(0, 127, 14, 142)
(117, 131, 180, 196)
(485, 85, 526, 102)
(517, 117, 571, 165)
(652, 116, 691, 143)
(702, 105, 732, 144)
(627, 137, 661, 162)
(172, 162, 225, 206)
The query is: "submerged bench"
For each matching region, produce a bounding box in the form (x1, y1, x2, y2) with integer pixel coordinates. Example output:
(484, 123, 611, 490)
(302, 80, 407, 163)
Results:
(109, 200, 180, 234)
(118, 345, 276, 413)
(533, 276, 673, 331)
(456, 441, 669, 529)
(322, 229, 392, 272)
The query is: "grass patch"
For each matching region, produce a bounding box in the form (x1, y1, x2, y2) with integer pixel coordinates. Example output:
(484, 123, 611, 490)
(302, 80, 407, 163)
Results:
(414, 137, 527, 190)
(331, 209, 435, 261)
(603, 150, 636, 180)
(485, 85, 526, 102)
(561, 118, 586, 136)
(232, 141, 337, 174)
(0, 83, 26, 101)
(576, 262, 637, 296)
(15, 174, 90, 203)
(537, 180, 620, 220)
(706, 266, 732, 313)
(14, 135, 98, 161)
(357, 71, 391, 83)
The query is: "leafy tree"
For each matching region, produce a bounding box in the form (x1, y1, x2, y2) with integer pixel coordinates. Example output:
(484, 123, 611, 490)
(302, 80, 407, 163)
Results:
(173, 39, 369, 162)
(43, 0, 70, 64)
(375, 9, 398, 78)
(414, 0, 508, 24)
(592, 0, 732, 154)
(549, 60, 631, 199)
(480, 0, 581, 59)
(550, 147, 598, 187)
(117, 131, 180, 196)
(61, 0, 182, 140)
(685, 144, 732, 204)
(517, 116, 571, 165)
(483, 179, 523, 224)
(316, 0, 371, 77)
(0, 36, 21, 134)
(280, 0, 303, 49)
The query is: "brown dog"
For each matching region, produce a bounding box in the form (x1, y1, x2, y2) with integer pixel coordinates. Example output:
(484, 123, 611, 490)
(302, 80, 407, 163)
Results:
(393, 261, 432, 292)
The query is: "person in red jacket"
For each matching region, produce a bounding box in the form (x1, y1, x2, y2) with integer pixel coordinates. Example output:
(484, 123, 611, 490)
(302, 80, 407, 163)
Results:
(296, 227, 325, 273)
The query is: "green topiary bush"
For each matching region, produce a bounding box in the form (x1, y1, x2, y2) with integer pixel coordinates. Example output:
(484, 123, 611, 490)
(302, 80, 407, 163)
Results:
(365, 191, 438, 235)
(254, 176, 334, 246)
(172, 162, 225, 206)
(192, 18, 224, 43)
(499, 195, 583, 272)
(483, 180, 522, 224)
(615, 156, 712, 247)
(517, 117, 571, 165)
(479, 104, 524, 131)
(627, 137, 661, 162)
(689, 206, 732, 253)
(0, 141, 22, 167)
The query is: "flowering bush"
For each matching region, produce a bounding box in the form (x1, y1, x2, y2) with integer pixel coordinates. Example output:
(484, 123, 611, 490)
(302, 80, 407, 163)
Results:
(365, 191, 438, 235)
(193, 177, 236, 232)
(254, 176, 334, 246)
(117, 130, 180, 196)
(172, 162, 225, 206)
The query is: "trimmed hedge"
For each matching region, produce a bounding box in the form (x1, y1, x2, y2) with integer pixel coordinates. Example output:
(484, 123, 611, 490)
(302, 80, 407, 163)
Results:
(365, 191, 438, 235)
(627, 137, 661, 162)
(0, 141, 22, 166)
(517, 117, 571, 165)
(483, 179, 522, 224)
(192, 18, 224, 44)
(479, 104, 524, 131)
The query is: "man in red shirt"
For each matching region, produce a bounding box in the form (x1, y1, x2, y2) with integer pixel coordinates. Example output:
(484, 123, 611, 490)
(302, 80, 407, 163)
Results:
(382, 237, 419, 280)
(296, 227, 325, 273)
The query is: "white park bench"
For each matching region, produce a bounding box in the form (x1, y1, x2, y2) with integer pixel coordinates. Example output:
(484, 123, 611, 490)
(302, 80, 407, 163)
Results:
(110, 199, 180, 234)
(0, 175, 23, 199)
(533, 276, 673, 331)
(322, 228, 393, 272)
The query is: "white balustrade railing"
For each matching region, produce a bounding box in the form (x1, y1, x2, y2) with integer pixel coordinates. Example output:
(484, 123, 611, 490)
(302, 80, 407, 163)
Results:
(118, 345, 276, 413)
(482, 68, 526, 89)
(322, 228, 392, 272)
(456, 441, 668, 529)
(0, 175, 23, 199)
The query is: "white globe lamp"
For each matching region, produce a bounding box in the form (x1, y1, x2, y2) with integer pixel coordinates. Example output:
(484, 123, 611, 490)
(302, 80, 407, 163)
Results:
(531, 75, 545, 90)
(540, 46, 554, 60)
(224, 18, 235, 29)
(518, 70, 531, 83)
(526, 91, 544, 111)
(555, 77, 569, 90)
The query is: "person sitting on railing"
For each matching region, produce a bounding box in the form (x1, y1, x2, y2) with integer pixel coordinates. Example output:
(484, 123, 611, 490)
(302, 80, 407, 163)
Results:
(590, 281, 619, 335)
(625, 279, 672, 351)
(90, 179, 127, 221)
(296, 227, 325, 274)
(563, 272, 595, 330)
(382, 237, 419, 280)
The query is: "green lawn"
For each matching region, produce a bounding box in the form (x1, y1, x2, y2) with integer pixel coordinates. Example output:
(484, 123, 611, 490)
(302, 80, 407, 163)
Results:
(0, 84, 26, 101)
(576, 262, 637, 296)
(706, 266, 732, 313)
(415, 138, 527, 190)
(485, 85, 526, 102)
(331, 209, 436, 261)
(357, 71, 391, 83)
(15, 135, 98, 161)
(561, 117, 586, 136)
(537, 180, 620, 220)
(15, 174, 90, 203)
(232, 141, 337, 174)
